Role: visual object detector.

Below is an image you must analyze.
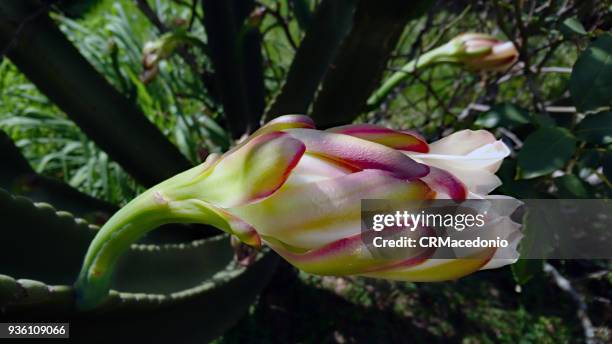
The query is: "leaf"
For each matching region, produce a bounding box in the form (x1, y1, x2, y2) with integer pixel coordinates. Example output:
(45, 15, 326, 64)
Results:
(497, 160, 544, 198)
(475, 103, 530, 129)
(512, 259, 543, 285)
(512, 201, 556, 285)
(559, 17, 587, 37)
(577, 148, 601, 169)
(555, 175, 589, 198)
(576, 111, 612, 144)
(517, 127, 576, 179)
(569, 34, 612, 113)
(532, 113, 556, 128)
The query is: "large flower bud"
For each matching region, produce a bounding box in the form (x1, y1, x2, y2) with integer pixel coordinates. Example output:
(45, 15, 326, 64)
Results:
(75, 115, 521, 309)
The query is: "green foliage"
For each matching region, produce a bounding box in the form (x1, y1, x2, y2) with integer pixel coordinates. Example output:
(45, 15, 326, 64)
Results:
(576, 111, 612, 145)
(517, 127, 576, 179)
(475, 103, 530, 129)
(559, 17, 587, 37)
(569, 34, 612, 113)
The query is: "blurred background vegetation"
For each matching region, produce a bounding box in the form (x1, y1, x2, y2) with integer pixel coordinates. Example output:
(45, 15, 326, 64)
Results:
(0, 0, 611, 342)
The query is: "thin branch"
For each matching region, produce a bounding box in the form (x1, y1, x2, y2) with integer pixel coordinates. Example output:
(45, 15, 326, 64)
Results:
(543, 263, 598, 344)
(256, 1, 298, 50)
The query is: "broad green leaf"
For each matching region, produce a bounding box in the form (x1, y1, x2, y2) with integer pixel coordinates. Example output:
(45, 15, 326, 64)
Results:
(497, 160, 544, 198)
(576, 111, 612, 144)
(532, 113, 556, 128)
(559, 17, 587, 37)
(475, 103, 530, 129)
(577, 148, 601, 169)
(512, 259, 543, 285)
(518, 127, 576, 179)
(555, 175, 589, 198)
(569, 34, 612, 112)
(512, 202, 556, 285)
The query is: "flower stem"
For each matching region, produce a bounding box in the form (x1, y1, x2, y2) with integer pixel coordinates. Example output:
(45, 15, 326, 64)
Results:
(74, 162, 240, 310)
(74, 188, 171, 310)
(366, 43, 460, 110)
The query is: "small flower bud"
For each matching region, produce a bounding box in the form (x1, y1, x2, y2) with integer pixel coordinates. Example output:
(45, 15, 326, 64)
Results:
(450, 33, 519, 71)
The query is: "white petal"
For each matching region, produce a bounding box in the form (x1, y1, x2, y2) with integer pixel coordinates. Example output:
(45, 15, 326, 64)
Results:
(428, 130, 497, 155)
(409, 141, 510, 172)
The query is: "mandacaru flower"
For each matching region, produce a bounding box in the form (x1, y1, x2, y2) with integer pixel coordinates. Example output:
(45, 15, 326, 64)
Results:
(75, 115, 520, 309)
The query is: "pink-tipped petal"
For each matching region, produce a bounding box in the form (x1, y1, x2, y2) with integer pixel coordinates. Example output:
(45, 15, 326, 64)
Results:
(252, 115, 315, 137)
(361, 248, 496, 282)
(265, 230, 434, 276)
(195, 131, 305, 207)
(285, 128, 429, 180)
(226, 115, 315, 155)
(421, 166, 468, 201)
(327, 124, 429, 153)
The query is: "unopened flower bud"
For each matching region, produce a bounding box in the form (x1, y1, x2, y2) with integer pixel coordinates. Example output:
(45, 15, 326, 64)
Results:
(449, 33, 519, 71)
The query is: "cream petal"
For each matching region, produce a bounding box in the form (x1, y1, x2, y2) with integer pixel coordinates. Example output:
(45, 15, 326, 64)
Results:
(428, 130, 497, 155)
(231, 169, 433, 249)
(442, 167, 502, 196)
(410, 140, 510, 172)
